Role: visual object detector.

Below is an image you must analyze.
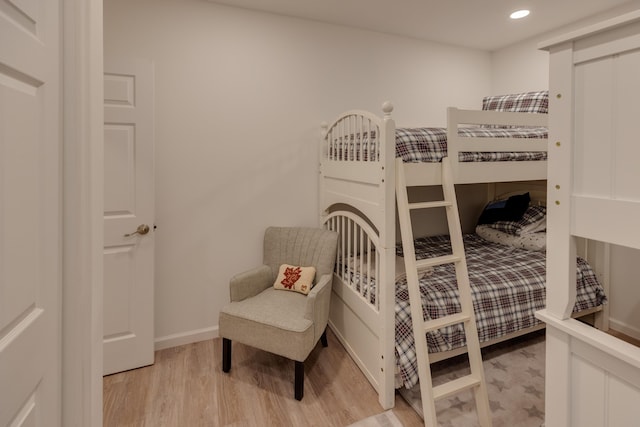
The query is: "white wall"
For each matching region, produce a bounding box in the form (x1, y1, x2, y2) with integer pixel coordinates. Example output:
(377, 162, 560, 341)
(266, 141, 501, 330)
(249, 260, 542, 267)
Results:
(490, 1, 640, 95)
(491, 39, 549, 95)
(610, 245, 640, 340)
(104, 0, 491, 346)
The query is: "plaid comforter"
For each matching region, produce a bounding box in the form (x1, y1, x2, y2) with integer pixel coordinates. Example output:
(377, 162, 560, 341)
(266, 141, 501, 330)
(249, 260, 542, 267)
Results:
(393, 234, 606, 389)
(328, 126, 547, 162)
(395, 126, 548, 163)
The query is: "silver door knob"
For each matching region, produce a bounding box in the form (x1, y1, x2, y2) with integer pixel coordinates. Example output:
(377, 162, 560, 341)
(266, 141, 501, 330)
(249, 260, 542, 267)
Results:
(124, 224, 150, 237)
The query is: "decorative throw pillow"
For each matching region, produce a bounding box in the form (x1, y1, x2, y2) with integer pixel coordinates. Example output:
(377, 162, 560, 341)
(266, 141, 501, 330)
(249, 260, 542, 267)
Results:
(476, 225, 547, 252)
(485, 205, 547, 236)
(481, 91, 548, 129)
(482, 91, 549, 114)
(477, 193, 531, 225)
(273, 264, 316, 295)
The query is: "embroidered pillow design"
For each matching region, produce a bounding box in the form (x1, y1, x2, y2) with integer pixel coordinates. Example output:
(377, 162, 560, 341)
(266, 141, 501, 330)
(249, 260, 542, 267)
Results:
(273, 264, 316, 295)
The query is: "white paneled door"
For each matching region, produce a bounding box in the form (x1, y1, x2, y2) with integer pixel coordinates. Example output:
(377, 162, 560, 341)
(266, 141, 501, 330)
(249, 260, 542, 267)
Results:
(103, 59, 155, 375)
(0, 0, 62, 425)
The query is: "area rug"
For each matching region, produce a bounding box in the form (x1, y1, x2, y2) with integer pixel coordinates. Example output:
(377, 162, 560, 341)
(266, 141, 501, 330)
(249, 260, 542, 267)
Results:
(399, 331, 545, 427)
(347, 410, 404, 427)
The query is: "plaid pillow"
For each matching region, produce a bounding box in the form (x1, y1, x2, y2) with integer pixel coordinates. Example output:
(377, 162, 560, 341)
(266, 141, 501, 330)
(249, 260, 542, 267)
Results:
(485, 205, 547, 236)
(395, 127, 447, 162)
(482, 91, 549, 114)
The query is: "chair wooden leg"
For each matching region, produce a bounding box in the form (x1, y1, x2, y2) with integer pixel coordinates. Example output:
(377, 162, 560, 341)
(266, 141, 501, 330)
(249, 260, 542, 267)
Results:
(222, 338, 231, 373)
(294, 360, 304, 400)
(320, 329, 328, 347)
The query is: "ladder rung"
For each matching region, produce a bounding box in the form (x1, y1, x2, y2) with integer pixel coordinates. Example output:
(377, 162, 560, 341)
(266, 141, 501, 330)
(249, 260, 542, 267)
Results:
(423, 312, 470, 332)
(433, 374, 481, 400)
(416, 254, 461, 269)
(408, 200, 452, 210)
(396, 157, 491, 426)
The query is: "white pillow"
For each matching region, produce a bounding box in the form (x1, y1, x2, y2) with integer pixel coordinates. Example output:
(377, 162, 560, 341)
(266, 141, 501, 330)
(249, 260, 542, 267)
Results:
(481, 204, 547, 236)
(476, 225, 546, 252)
(273, 264, 316, 295)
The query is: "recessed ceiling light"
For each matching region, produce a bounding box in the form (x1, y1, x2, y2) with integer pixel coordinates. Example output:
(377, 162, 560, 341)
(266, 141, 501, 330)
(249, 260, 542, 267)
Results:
(510, 9, 530, 19)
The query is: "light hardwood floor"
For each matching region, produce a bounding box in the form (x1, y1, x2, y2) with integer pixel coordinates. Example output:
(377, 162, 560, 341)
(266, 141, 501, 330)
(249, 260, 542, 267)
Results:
(103, 328, 424, 426)
(608, 329, 640, 347)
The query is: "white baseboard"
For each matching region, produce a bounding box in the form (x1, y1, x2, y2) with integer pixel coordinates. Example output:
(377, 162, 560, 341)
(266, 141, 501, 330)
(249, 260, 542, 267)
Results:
(609, 318, 640, 341)
(154, 325, 219, 351)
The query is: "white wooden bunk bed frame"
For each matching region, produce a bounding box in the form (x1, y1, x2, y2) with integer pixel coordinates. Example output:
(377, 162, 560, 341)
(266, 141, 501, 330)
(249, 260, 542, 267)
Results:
(536, 10, 640, 427)
(317, 101, 594, 409)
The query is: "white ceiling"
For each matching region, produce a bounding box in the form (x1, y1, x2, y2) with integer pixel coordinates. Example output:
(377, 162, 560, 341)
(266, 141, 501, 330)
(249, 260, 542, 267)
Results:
(208, 0, 637, 51)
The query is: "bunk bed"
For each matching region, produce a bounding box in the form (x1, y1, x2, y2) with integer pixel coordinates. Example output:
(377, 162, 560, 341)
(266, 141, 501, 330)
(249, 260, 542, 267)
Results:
(319, 91, 608, 409)
(536, 11, 640, 427)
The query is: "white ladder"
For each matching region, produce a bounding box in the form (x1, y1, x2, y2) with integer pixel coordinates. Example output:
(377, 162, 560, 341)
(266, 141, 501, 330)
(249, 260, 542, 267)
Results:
(395, 157, 492, 427)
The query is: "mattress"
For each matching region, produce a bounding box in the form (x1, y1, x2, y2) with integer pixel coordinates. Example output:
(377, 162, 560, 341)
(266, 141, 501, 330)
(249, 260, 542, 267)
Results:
(393, 234, 607, 389)
(395, 126, 547, 163)
(328, 126, 548, 162)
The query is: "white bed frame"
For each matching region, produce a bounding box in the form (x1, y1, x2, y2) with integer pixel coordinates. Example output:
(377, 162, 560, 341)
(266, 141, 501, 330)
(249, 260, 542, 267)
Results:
(536, 11, 640, 427)
(319, 102, 553, 409)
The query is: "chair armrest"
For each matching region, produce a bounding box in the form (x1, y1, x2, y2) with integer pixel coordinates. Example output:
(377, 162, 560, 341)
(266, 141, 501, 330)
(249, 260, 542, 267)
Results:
(229, 265, 273, 302)
(304, 273, 333, 342)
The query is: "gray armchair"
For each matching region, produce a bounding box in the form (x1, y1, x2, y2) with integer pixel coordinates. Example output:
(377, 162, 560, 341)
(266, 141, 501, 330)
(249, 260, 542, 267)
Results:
(218, 226, 339, 400)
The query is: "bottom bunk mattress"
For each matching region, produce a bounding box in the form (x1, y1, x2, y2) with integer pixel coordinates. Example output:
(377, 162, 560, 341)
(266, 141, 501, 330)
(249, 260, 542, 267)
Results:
(394, 234, 607, 390)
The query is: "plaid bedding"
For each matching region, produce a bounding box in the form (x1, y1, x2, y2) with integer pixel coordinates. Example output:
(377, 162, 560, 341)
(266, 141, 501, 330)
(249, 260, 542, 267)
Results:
(390, 234, 607, 390)
(328, 126, 547, 162)
(482, 91, 549, 114)
(395, 126, 548, 163)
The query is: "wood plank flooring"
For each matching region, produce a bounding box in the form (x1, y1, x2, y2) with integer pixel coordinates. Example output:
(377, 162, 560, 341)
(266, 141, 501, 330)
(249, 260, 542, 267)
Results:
(608, 329, 640, 347)
(103, 328, 424, 426)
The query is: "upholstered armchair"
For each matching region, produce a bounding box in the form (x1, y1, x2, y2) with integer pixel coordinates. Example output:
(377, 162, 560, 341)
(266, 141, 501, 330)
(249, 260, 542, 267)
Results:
(218, 226, 339, 400)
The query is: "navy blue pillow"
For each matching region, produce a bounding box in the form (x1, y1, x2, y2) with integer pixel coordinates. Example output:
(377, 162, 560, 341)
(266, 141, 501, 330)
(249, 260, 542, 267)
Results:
(477, 193, 531, 225)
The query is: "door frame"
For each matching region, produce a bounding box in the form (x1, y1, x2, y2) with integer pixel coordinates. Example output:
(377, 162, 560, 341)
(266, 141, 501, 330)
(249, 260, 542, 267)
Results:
(62, 0, 104, 426)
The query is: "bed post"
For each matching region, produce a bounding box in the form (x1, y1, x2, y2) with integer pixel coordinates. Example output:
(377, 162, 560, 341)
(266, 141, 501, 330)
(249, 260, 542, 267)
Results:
(446, 107, 460, 182)
(545, 41, 577, 320)
(378, 101, 396, 409)
(587, 240, 610, 331)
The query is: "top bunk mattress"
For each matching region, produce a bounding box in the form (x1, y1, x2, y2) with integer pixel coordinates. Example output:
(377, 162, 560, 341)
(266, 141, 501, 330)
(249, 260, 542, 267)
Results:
(328, 123, 548, 163)
(396, 126, 547, 163)
(326, 90, 549, 163)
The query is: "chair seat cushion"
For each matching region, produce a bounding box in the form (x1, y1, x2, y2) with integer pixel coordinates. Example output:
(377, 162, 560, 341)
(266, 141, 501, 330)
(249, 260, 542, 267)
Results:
(219, 288, 315, 361)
